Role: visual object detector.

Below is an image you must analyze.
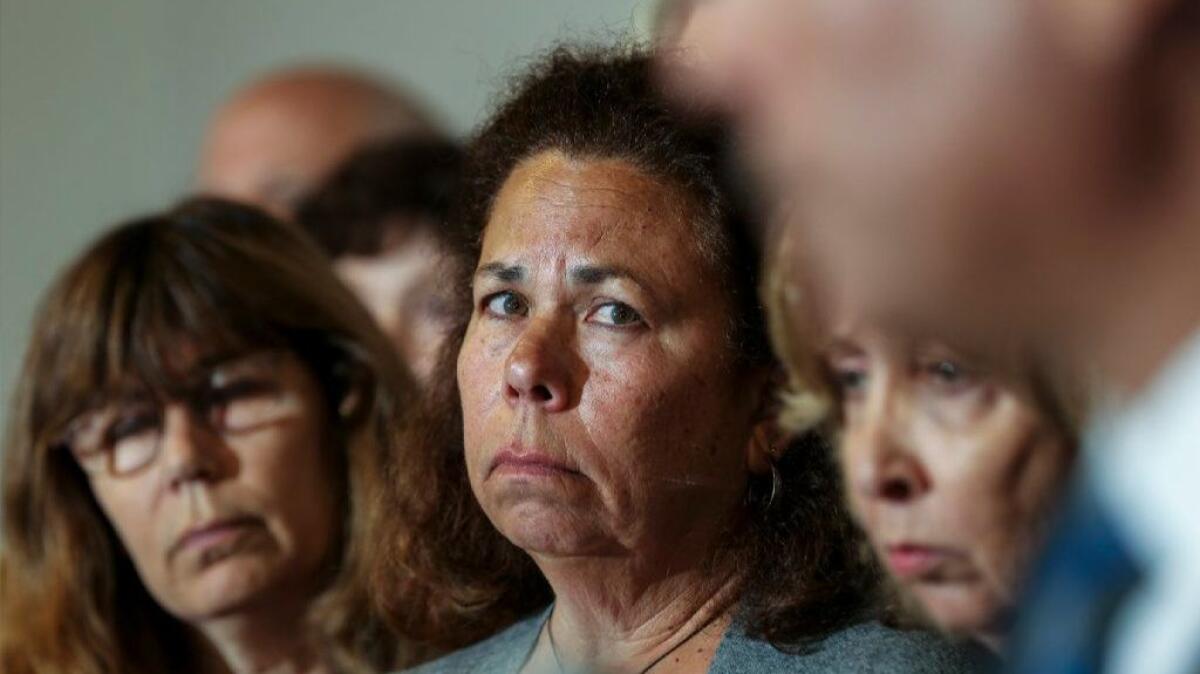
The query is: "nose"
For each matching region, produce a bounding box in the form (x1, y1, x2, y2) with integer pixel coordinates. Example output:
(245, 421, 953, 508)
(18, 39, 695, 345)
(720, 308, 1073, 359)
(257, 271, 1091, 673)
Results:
(159, 405, 229, 490)
(503, 317, 579, 413)
(869, 450, 929, 503)
(848, 398, 930, 506)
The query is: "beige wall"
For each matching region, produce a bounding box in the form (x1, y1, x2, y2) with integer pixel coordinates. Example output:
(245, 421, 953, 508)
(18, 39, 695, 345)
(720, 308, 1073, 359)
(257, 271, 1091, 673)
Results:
(0, 0, 655, 419)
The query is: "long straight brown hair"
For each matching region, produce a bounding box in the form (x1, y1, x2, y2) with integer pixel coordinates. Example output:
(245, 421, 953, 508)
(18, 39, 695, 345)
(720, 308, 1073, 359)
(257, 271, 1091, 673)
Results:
(0, 198, 418, 673)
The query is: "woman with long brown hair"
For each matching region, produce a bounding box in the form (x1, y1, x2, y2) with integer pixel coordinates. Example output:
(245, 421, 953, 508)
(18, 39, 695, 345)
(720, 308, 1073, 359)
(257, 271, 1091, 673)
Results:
(0, 198, 417, 673)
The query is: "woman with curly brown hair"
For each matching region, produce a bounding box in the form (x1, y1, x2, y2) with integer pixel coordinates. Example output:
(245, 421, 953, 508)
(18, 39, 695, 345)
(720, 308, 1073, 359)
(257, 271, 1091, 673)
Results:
(0, 198, 419, 674)
(386, 46, 976, 673)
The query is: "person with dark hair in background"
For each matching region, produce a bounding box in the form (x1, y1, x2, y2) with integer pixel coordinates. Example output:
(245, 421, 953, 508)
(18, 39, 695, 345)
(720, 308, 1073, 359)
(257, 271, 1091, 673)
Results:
(296, 137, 464, 385)
(388, 46, 976, 673)
(0, 198, 422, 674)
(197, 66, 443, 220)
(661, 1, 1200, 672)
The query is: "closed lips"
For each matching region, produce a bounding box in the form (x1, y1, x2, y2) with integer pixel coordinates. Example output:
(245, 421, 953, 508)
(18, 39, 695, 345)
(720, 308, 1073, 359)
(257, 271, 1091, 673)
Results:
(885, 543, 960, 580)
(489, 448, 579, 477)
(170, 515, 260, 559)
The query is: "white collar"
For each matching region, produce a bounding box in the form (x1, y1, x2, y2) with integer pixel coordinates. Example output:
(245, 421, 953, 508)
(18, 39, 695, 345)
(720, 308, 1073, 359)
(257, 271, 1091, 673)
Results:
(1088, 327, 1200, 570)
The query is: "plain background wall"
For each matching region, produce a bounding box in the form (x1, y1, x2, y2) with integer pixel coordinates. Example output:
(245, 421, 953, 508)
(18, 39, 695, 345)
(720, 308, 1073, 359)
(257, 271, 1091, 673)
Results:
(0, 0, 655, 420)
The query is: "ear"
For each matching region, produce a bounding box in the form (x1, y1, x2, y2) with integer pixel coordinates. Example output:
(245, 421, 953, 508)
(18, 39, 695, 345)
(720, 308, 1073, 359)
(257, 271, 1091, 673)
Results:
(338, 385, 364, 420)
(334, 364, 371, 424)
(746, 422, 785, 476)
(745, 367, 787, 476)
(1045, 0, 1181, 65)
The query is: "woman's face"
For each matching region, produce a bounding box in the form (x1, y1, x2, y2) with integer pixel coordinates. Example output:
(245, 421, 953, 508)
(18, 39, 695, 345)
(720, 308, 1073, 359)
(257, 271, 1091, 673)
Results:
(72, 350, 340, 623)
(821, 320, 1071, 638)
(334, 224, 455, 384)
(458, 151, 763, 561)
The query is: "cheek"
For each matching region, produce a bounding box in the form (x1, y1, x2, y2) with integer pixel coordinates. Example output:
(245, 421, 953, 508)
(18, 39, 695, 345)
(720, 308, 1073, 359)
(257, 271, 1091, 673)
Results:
(1009, 434, 1071, 518)
(458, 321, 512, 390)
(242, 417, 341, 560)
(457, 329, 508, 464)
(90, 480, 167, 581)
(581, 352, 744, 487)
(955, 410, 1056, 512)
(840, 476, 874, 533)
(457, 332, 485, 401)
(836, 424, 871, 490)
(581, 363, 659, 432)
(574, 366, 655, 490)
(937, 424, 1060, 576)
(835, 431, 881, 532)
(983, 432, 1070, 573)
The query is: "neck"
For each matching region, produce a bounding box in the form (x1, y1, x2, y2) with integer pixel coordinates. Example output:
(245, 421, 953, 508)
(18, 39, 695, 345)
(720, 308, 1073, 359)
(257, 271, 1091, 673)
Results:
(194, 597, 328, 674)
(533, 542, 743, 674)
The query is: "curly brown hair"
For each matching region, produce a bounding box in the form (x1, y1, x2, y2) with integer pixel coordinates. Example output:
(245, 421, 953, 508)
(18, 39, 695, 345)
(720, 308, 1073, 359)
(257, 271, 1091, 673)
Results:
(0, 198, 418, 673)
(376, 44, 885, 654)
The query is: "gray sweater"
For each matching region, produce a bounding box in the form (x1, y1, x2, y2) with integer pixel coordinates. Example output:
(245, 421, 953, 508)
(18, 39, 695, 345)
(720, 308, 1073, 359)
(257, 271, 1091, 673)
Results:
(402, 607, 983, 673)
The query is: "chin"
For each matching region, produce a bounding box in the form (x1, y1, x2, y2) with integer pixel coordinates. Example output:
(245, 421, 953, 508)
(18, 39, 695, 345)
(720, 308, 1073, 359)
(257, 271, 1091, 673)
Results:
(170, 557, 287, 621)
(490, 499, 605, 557)
(911, 582, 1003, 638)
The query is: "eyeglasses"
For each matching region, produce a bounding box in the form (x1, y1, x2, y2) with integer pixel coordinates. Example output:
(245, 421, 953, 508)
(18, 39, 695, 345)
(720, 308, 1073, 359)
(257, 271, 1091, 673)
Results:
(63, 351, 304, 477)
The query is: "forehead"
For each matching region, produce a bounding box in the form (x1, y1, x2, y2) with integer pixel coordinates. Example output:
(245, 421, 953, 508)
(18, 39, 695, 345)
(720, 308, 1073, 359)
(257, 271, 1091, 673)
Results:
(109, 343, 251, 392)
(201, 99, 363, 195)
(773, 220, 930, 345)
(335, 232, 447, 291)
(482, 151, 703, 266)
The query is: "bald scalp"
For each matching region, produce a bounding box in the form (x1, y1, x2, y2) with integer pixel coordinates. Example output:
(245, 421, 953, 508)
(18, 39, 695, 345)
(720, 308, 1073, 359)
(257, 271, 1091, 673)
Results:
(197, 65, 442, 219)
(218, 66, 438, 135)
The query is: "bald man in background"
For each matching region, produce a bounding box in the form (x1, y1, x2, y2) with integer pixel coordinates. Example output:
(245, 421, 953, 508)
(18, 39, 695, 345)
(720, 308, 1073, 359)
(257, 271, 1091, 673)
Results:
(197, 66, 442, 220)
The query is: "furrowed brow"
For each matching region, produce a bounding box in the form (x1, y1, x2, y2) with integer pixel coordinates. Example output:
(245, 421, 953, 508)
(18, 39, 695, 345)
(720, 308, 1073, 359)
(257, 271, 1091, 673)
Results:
(476, 262, 525, 283)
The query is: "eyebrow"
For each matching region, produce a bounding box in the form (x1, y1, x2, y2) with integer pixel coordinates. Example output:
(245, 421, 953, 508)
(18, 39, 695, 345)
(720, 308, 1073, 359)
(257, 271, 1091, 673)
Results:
(476, 262, 525, 282)
(474, 260, 659, 304)
(569, 264, 662, 312)
(475, 262, 645, 286)
(568, 264, 641, 286)
(822, 338, 864, 360)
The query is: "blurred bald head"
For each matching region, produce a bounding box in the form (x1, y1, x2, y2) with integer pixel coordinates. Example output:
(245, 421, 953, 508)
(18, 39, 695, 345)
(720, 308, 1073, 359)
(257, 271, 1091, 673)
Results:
(198, 66, 441, 220)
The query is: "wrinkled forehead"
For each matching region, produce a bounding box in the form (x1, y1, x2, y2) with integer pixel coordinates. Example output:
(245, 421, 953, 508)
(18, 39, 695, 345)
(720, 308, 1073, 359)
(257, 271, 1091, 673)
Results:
(481, 152, 713, 277)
